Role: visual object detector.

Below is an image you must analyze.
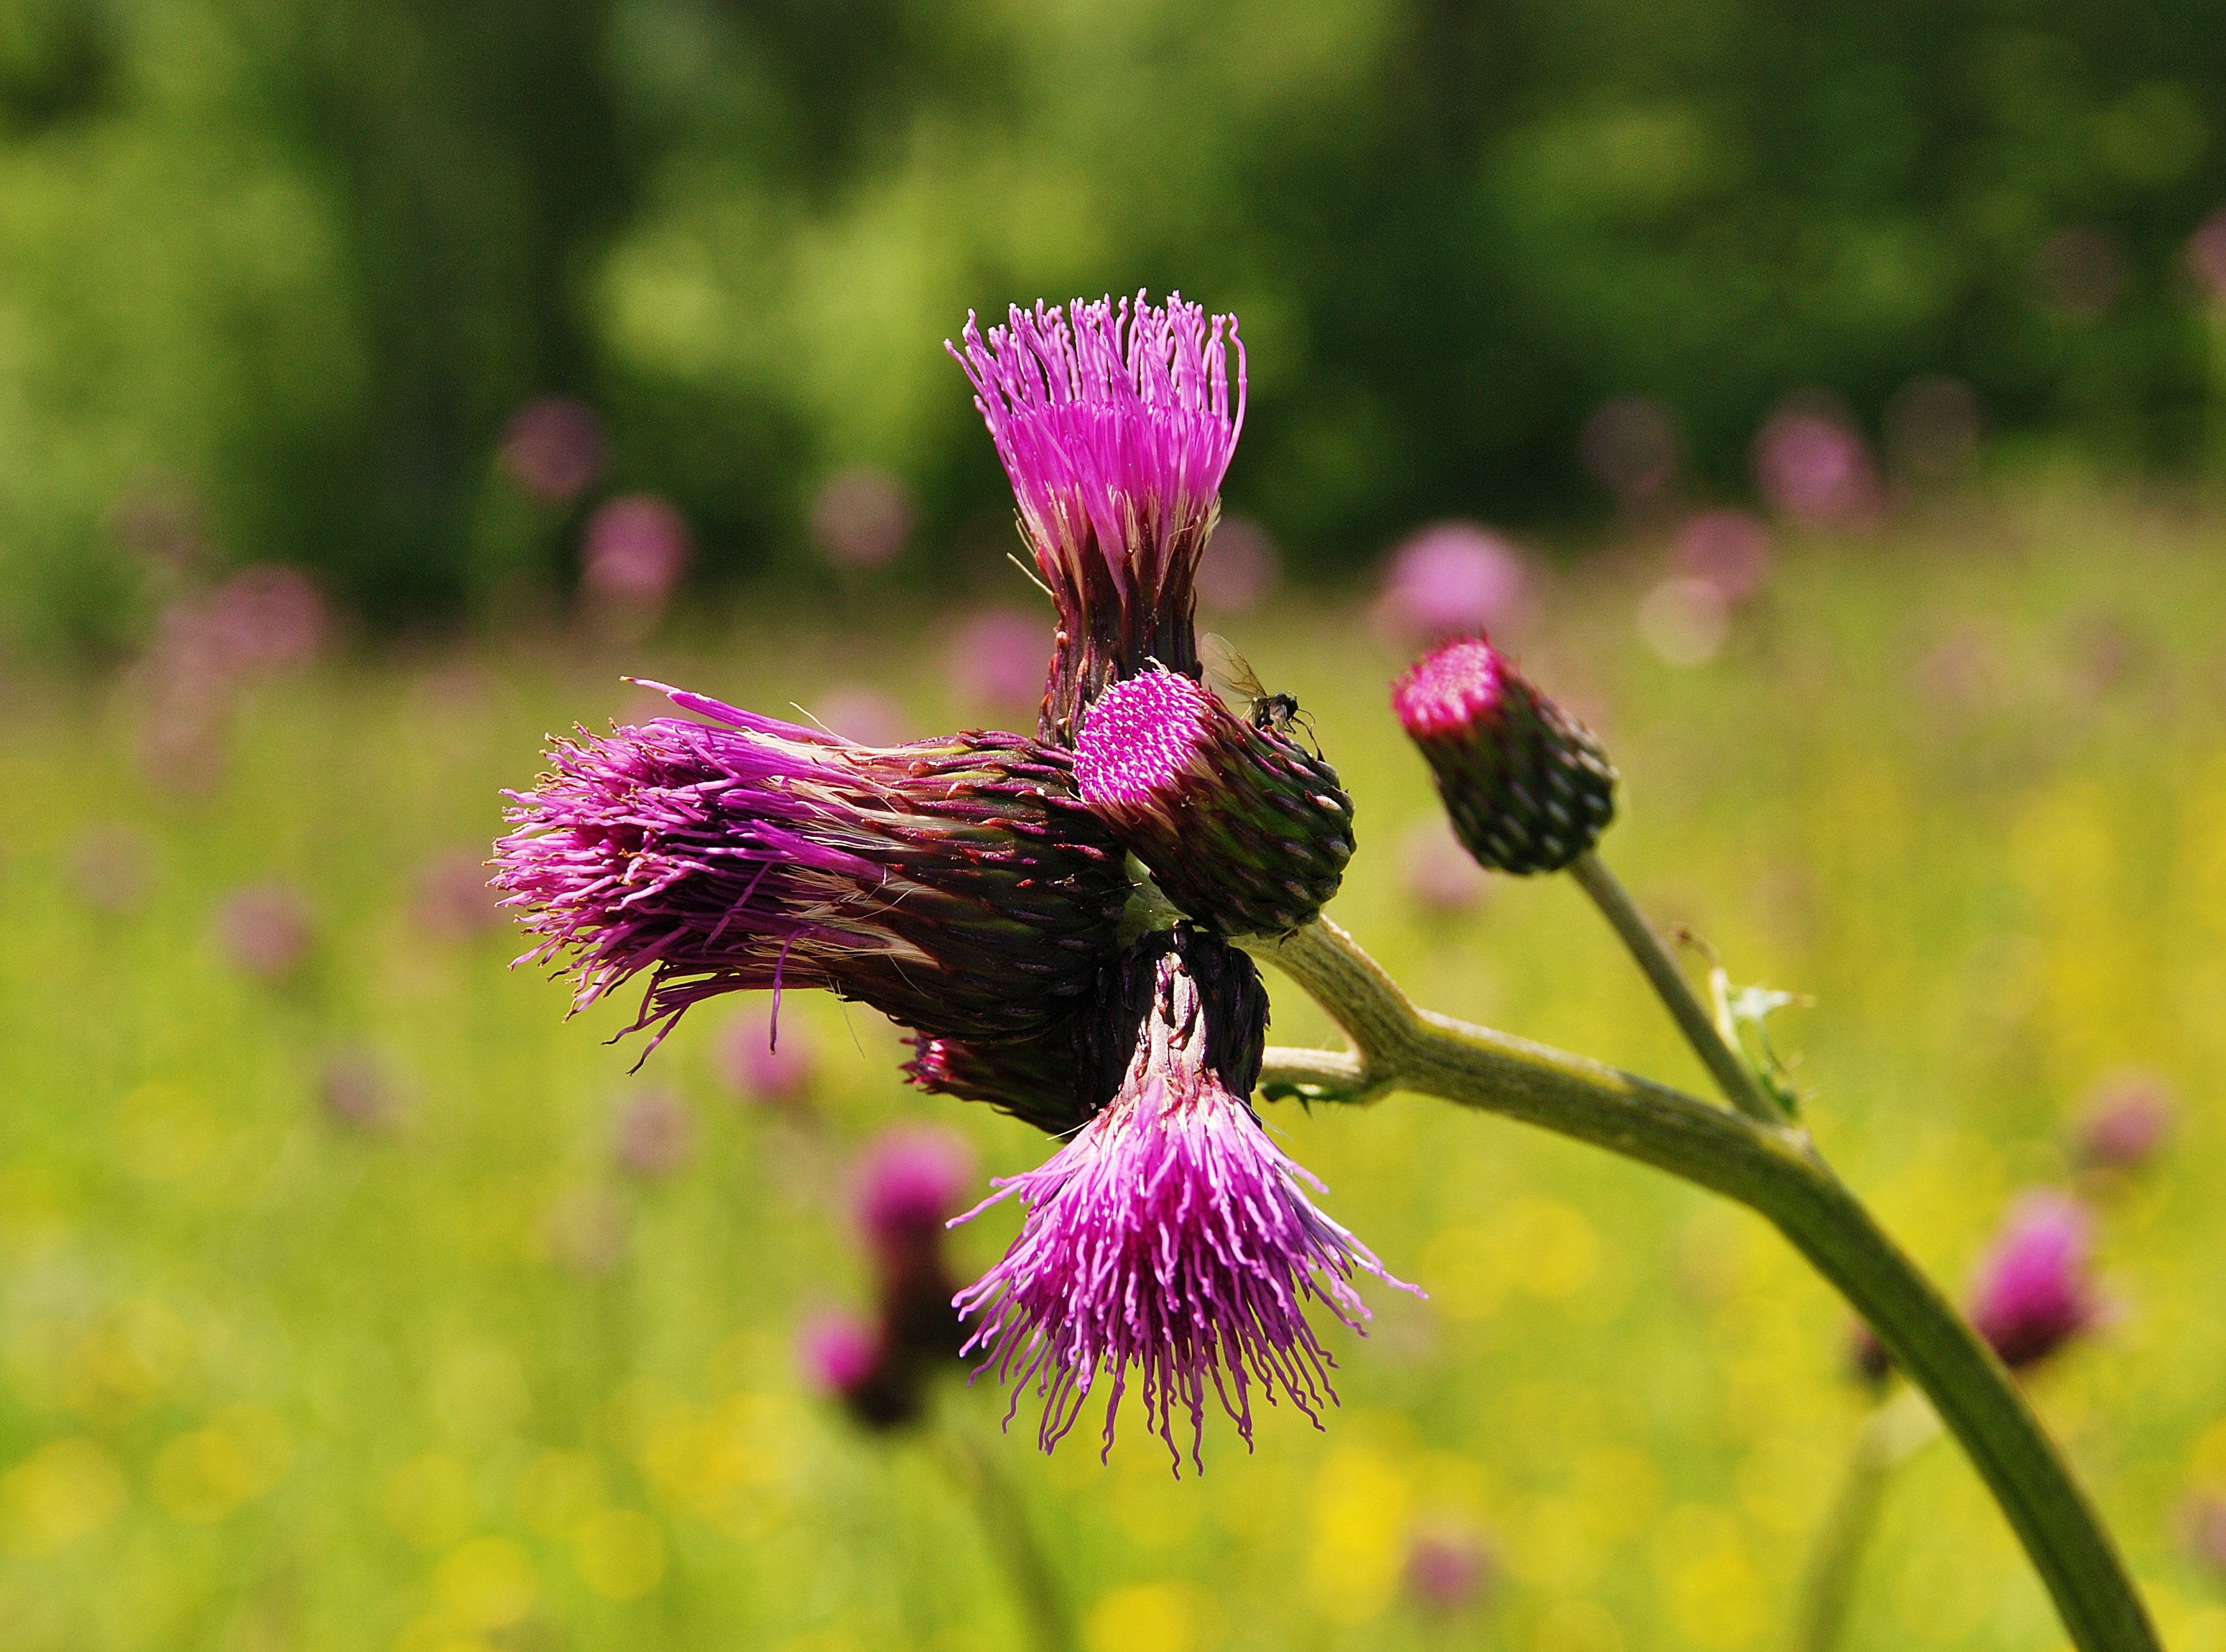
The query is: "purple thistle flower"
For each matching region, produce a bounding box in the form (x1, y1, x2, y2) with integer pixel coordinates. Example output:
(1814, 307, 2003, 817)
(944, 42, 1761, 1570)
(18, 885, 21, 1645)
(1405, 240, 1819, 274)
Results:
(1967, 1191, 2106, 1372)
(855, 1128, 975, 1264)
(798, 1310, 922, 1430)
(1405, 1530, 1495, 1614)
(1392, 637, 1617, 876)
(1075, 667, 1353, 936)
(2072, 1069, 2176, 1174)
(949, 292, 1244, 745)
(954, 930, 1410, 1472)
(716, 1006, 816, 1106)
(493, 684, 1132, 1055)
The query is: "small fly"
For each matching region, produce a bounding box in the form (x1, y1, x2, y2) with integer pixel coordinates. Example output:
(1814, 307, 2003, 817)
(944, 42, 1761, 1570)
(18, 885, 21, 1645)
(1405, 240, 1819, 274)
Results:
(1203, 633, 1321, 757)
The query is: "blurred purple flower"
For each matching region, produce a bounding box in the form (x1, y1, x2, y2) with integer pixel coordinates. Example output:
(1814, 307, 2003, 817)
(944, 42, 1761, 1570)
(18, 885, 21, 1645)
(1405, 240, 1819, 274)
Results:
(1374, 523, 1531, 646)
(1405, 1530, 1495, 1613)
(204, 566, 328, 672)
(1400, 818, 1491, 913)
(611, 1090, 694, 1180)
(854, 1127, 974, 1264)
(1884, 375, 1986, 481)
(716, 1006, 816, 1106)
(413, 850, 502, 940)
(1752, 401, 1880, 527)
(2032, 224, 2132, 322)
(581, 495, 691, 609)
(947, 607, 1049, 716)
(70, 825, 152, 916)
(810, 685, 906, 746)
(320, 1047, 398, 1132)
(799, 1310, 881, 1396)
(1670, 510, 1775, 607)
(500, 397, 606, 502)
(809, 467, 915, 570)
(1579, 395, 1678, 504)
(217, 882, 313, 981)
(1966, 1191, 2106, 1372)
(1196, 516, 1281, 615)
(2184, 1491, 2226, 1574)
(2189, 209, 2226, 301)
(2073, 1070, 2175, 1173)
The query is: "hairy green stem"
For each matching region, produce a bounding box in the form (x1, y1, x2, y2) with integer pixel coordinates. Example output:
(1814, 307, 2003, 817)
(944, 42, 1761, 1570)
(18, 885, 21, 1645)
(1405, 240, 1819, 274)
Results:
(1568, 851, 1782, 1123)
(1795, 1389, 1942, 1652)
(1241, 918, 2156, 1652)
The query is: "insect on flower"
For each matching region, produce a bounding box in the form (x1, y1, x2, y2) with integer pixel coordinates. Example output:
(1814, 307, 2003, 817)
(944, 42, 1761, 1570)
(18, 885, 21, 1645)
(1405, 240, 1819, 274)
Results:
(1203, 632, 1320, 757)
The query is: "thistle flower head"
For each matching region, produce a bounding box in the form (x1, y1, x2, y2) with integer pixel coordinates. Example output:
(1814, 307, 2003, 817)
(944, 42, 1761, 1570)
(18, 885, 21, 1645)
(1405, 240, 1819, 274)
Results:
(1077, 667, 1353, 936)
(855, 1128, 975, 1264)
(1392, 636, 1616, 875)
(797, 1310, 920, 1430)
(954, 929, 1409, 1472)
(950, 293, 1244, 744)
(1967, 1191, 2106, 1372)
(493, 685, 1131, 1054)
(905, 1024, 1089, 1136)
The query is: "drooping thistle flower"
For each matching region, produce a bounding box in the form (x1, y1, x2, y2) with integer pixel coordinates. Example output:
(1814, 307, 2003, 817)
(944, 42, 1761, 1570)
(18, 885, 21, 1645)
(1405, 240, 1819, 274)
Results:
(904, 1024, 1089, 1136)
(1966, 1191, 2107, 1372)
(1392, 636, 1617, 876)
(954, 928, 1409, 1472)
(1075, 667, 1353, 936)
(494, 684, 1131, 1054)
(949, 292, 1244, 746)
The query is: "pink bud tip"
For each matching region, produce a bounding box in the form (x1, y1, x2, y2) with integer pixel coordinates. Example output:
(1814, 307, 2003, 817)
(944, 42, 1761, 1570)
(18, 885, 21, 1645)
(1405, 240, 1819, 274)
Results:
(855, 1128, 975, 1253)
(1390, 637, 1506, 739)
(797, 1312, 882, 1396)
(1072, 669, 1216, 807)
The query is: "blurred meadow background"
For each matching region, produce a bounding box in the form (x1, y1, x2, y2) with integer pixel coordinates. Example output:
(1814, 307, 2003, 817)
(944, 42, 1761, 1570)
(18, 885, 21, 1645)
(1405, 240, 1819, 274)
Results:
(5, 2, 2226, 1650)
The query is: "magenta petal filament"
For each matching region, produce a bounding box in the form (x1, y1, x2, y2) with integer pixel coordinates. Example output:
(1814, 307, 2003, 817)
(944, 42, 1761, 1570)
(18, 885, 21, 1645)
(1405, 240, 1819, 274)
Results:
(954, 946, 1411, 1472)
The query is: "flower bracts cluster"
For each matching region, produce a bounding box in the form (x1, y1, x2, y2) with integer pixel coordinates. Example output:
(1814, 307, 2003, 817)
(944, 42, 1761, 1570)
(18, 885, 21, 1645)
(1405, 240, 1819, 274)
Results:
(1392, 637, 1617, 875)
(954, 929, 1408, 1472)
(495, 685, 1130, 1051)
(950, 293, 1243, 745)
(1077, 669, 1353, 936)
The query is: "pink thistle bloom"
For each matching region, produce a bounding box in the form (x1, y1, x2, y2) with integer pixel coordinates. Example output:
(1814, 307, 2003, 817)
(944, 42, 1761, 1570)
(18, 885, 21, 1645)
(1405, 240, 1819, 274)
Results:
(1752, 401, 1880, 527)
(949, 292, 1244, 744)
(716, 1006, 816, 1106)
(1373, 523, 1530, 647)
(905, 1024, 1089, 1136)
(1966, 1191, 2106, 1372)
(493, 684, 1130, 1055)
(2073, 1070, 2175, 1173)
(611, 1089, 694, 1179)
(809, 467, 916, 570)
(855, 1127, 975, 1263)
(500, 396, 606, 502)
(581, 495, 692, 607)
(947, 606, 1051, 716)
(1404, 1530, 1495, 1613)
(1670, 509, 1775, 607)
(955, 932, 1411, 1471)
(216, 881, 314, 981)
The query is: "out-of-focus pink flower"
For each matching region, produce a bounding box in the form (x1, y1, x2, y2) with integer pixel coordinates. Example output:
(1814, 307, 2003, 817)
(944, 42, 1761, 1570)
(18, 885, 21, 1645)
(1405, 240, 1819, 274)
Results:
(413, 850, 502, 940)
(205, 567, 329, 672)
(1580, 396, 1678, 504)
(611, 1090, 694, 1180)
(716, 1007, 815, 1106)
(1405, 1530, 1495, 1613)
(798, 1310, 881, 1396)
(500, 397, 606, 502)
(1197, 516, 1282, 614)
(810, 685, 906, 746)
(2032, 224, 2131, 322)
(1400, 818, 1490, 913)
(2073, 1070, 2176, 1173)
(2184, 1491, 2226, 1573)
(1966, 1191, 2106, 1372)
(1884, 375, 1986, 480)
(71, 825, 152, 916)
(947, 607, 1048, 716)
(1374, 523, 1531, 646)
(1671, 510, 1775, 607)
(1752, 401, 1880, 528)
(810, 467, 915, 570)
(217, 882, 314, 981)
(320, 1047, 398, 1131)
(854, 1128, 975, 1264)
(581, 495, 691, 609)
(2189, 210, 2226, 300)
(1636, 577, 1729, 667)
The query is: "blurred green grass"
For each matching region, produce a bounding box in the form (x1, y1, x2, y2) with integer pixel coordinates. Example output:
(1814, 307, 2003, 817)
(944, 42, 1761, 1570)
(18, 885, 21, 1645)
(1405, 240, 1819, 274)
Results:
(4, 483, 2226, 1652)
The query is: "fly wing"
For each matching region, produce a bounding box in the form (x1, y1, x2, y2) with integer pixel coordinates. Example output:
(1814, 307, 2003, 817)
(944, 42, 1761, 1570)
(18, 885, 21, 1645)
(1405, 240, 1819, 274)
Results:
(1200, 632, 1267, 712)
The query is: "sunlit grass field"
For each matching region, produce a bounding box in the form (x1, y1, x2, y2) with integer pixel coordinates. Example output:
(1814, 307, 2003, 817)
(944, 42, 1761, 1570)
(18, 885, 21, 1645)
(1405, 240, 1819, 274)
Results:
(4, 483, 2225, 1652)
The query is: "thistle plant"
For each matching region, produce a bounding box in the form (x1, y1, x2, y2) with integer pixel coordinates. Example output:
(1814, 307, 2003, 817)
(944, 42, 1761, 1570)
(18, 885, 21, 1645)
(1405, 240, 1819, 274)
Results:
(495, 291, 2160, 1651)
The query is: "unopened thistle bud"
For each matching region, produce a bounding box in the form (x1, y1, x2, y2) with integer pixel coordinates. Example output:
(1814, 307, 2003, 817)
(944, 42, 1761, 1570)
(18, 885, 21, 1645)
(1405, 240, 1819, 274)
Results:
(1391, 636, 1616, 875)
(950, 292, 1243, 746)
(904, 1025, 1088, 1136)
(1075, 668, 1352, 936)
(1967, 1191, 2106, 1372)
(494, 684, 1131, 1053)
(955, 928, 1411, 1472)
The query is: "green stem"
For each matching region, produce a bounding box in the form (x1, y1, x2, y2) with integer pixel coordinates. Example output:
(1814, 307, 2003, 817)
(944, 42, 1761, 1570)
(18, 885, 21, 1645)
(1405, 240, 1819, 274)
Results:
(938, 1428, 1076, 1652)
(1568, 851, 1781, 1123)
(1794, 1388, 1941, 1652)
(1241, 918, 2157, 1652)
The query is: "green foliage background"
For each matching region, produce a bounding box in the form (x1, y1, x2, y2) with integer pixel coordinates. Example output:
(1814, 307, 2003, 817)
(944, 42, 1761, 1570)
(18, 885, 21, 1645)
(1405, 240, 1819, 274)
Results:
(3, 0, 2225, 646)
